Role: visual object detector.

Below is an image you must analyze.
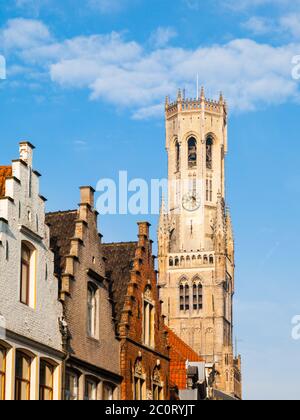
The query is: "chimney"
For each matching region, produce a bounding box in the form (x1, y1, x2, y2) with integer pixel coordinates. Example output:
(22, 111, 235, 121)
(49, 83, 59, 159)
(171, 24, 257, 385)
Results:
(19, 142, 35, 166)
(138, 222, 150, 239)
(80, 186, 95, 207)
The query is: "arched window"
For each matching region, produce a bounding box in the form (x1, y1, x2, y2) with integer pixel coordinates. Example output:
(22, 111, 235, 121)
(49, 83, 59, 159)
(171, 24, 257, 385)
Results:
(153, 367, 163, 400)
(39, 360, 54, 401)
(134, 359, 146, 400)
(0, 346, 6, 400)
(143, 287, 155, 347)
(188, 137, 197, 169)
(193, 282, 203, 311)
(180, 281, 190, 312)
(206, 136, 213, 170)
(15, 351, 31, 400)
(87, 284, 97, 338)
(175, 141, 180, 172)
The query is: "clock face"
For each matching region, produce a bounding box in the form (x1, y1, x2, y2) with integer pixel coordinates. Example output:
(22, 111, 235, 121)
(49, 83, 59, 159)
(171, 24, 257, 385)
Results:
(182, 193, 201, 212)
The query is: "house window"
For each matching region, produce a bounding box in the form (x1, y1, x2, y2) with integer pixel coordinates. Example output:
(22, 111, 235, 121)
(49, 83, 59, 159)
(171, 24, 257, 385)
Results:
(39, 361, 54, 401)
(85, 378, 97, 401)
(153, 368, 163, 400)
(15, 351, 31, 401)
(0, 346, 6, 401)
(87, 284, 97, 338)
(103, 383, 115, 401)
(180, 282, 190, 311)
(188, 137, 197, 169)
(206, 136, 213, 170)
(20, 242, 35, 307)
(65, 370, 79, 401)
(143, 287, 155, 348)
(133, 359, 146, 401)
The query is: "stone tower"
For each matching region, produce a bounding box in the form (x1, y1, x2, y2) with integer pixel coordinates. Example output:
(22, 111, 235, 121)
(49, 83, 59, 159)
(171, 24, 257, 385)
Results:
(158, 89, 242, 399)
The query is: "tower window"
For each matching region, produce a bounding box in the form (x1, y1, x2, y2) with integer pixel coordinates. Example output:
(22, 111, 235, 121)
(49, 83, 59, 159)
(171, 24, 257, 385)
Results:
(188, 138, 197, 169)
(180, 282, 190, 311)
(175, 141, 180, 172)
(193, 282, 203, 311)
(206, 136, 213, 170)
(206, 179, 213, 202)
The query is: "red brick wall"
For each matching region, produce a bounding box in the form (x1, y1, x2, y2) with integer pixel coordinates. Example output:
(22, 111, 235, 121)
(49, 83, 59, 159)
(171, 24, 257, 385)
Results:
(119, 223, 170, 400)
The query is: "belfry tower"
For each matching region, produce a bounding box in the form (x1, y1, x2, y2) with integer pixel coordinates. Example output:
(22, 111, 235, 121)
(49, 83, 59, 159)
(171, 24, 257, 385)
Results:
(158, 88, 242, 399)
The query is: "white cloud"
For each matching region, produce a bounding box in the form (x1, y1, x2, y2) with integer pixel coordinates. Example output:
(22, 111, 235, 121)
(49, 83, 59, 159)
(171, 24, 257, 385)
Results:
(2, 19, 300, 118)
(149, 27, 177, 48)
(280, 14, 300, 38)
(1, 18, 51, 50)
(243, 13, 300, 40)
(242, 17, 275, 36)
(222, 0, 300, 11)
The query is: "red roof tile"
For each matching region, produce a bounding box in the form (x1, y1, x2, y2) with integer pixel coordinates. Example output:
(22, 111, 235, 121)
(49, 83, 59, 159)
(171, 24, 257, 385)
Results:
(166, 326, 204, 390)
(0, 166, 12, 198)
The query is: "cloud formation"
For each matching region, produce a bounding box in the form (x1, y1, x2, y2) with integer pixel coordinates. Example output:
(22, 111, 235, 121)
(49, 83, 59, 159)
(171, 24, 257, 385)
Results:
(1, 18, 300, 119)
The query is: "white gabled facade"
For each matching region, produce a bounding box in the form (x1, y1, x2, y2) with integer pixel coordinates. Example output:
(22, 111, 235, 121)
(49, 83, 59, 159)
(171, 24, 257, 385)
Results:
(0, 142, 64, 400)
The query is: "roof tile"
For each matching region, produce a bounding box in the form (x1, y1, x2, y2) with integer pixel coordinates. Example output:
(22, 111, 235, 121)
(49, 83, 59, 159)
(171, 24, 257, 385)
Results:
(0, 166, 12, 198)
(102, 242, 138, 324)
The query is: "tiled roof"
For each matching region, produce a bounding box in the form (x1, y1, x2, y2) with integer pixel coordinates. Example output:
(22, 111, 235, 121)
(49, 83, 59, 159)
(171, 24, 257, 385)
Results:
(0, 166, 12, 198)
(166, 326, 204, 390)
(102, 242, 138, 325)
(45, 210, 78, 275)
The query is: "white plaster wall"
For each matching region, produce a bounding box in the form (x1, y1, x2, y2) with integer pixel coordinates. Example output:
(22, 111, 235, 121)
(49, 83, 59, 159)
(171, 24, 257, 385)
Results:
(0, 149, 63, 352)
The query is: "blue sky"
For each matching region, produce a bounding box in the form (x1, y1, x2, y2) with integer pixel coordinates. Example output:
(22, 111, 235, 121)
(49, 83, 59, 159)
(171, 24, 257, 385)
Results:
(1, 0, 300, 400)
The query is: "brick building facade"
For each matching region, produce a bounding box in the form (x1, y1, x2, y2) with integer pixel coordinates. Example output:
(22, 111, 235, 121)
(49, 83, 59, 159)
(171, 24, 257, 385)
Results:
(46, 187, 122, 400)
(103, 223, 170, 401)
